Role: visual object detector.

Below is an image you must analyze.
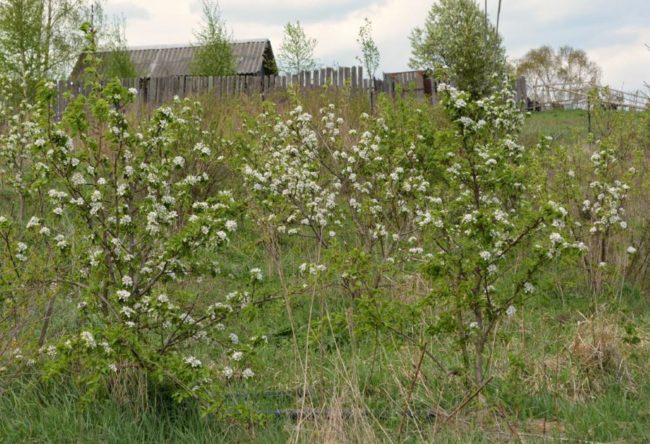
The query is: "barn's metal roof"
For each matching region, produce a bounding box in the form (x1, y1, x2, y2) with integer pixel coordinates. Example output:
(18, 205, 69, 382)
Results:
(70, 39, 275, 79)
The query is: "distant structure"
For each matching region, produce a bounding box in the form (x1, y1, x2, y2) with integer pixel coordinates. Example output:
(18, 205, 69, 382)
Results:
(69, 39, 277, 80)
(382, 70, 437, 102)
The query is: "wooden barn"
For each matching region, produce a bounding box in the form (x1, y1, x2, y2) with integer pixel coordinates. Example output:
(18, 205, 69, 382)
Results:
(69, 39, 277, 80)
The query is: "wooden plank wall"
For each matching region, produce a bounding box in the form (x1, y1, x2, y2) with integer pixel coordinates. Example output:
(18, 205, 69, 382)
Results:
(53, 67, 439, 115)
(381, 71, 436, 102)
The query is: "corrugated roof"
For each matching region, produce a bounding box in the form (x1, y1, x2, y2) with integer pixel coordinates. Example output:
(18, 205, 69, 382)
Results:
(70, 39, 275, 79)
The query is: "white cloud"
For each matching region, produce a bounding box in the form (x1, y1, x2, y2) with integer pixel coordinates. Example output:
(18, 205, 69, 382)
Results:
(502, 0, 609, 23)
(588, 26, 650, 91)
(296, 0, 427, 71)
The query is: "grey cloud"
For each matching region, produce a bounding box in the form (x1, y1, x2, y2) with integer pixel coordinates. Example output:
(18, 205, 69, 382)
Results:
(191, 0, 383, 24)
(105, 2, 151, 21)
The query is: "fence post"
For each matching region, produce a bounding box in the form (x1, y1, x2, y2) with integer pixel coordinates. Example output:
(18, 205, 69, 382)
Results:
(515, 76, 527, 109)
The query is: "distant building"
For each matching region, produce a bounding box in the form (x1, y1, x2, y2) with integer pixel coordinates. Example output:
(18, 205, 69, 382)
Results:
(69, 39, 277, 80)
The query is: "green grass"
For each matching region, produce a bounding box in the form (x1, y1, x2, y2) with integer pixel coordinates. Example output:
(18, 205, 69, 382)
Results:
(0, 379, 292, 443)
(521, 109, 590, 146)
(2, 286, 648, 442)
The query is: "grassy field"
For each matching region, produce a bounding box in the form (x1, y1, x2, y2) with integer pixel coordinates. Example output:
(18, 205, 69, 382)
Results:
(521, 109, 590, 144)
(1, 92, 649, 443)
(2, 286, 648, 443)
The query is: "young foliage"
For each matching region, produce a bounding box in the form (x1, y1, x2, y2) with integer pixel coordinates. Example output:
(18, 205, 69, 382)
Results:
(277, 21, 317, 75)
(190, 0, 236, 76)
(357, 18, 380, 81)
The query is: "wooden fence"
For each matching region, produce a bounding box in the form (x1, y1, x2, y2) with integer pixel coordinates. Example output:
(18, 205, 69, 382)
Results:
(522, 78, 649, 112)
(381, 70, 438, 102)
(53, 66, 439, 116)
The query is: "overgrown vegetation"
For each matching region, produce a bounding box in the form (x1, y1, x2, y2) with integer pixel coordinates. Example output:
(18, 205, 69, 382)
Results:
(0, 4, 649, 444)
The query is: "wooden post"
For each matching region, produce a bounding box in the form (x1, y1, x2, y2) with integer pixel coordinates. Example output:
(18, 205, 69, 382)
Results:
(515, 76, 527, 109)
(344, 67, 351, 87)
(587, 96, 592, 133)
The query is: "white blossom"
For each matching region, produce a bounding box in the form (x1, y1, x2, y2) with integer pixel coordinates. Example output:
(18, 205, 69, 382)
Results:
(80, 331, 96, 349)
(184, 356, 202, 368)
(116, 290, 131, 302)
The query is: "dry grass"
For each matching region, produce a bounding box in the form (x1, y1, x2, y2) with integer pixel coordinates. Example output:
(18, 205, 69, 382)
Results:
(526, 310, 638, 401)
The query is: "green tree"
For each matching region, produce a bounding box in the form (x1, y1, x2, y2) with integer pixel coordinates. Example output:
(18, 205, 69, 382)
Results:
(101, 15, 138, 79)
(0, 0, 89, 87)
(356, 17, 380, 81)
(277, 21, 317, 74)
(409, 0, 507, 98)
(0, 0, 43, 87)
(189, 0, 235, 76)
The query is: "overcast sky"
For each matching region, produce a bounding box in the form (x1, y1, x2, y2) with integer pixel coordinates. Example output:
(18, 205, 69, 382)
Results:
(104, 0, 650, 92)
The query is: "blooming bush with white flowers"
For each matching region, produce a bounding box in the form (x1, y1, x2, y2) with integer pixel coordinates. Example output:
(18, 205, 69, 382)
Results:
(417, 83, 579, 384)
(550, 103, 642, 294)
(0, 36, 261, 412)
(240, 99, 441, 346)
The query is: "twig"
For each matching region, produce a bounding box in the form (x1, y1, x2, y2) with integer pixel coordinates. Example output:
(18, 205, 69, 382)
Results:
(443, 376, 493, 424)
(397, 345, 428, 441)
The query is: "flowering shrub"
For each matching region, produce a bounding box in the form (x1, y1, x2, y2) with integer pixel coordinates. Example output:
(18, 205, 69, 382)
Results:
(0, 76, 55, 353)
(556, 141, 634, 293)
(240, 100, 436, 337)
(418, 83, 578, 384)
(0, 39, 261, 412)
(238, 85, 590, 385)
(549, 97, 644, 295)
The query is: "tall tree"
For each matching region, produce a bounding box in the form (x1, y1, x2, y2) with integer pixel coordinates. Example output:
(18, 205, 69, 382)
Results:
(516, 45, 601, 104)
(189, 0, 235, 76)
(0, 0, 89, 100)
(409, 0, 507, 98)
(277, 21, 317, 75)
(0, 0, 89, 79)
(0, 0, 43, 82)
